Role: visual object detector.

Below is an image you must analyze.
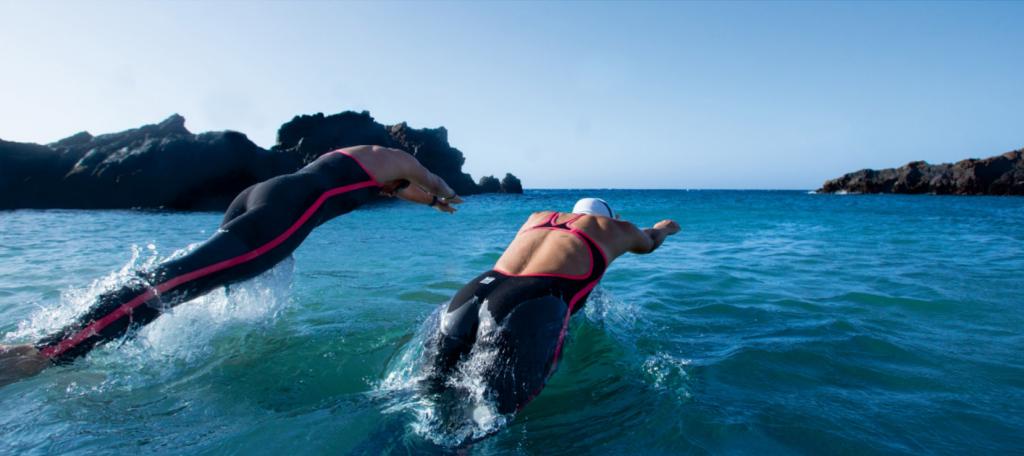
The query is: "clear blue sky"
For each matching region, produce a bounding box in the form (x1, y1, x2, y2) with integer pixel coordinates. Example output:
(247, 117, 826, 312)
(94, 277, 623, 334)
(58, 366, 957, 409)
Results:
(1, 1, 1021, 189)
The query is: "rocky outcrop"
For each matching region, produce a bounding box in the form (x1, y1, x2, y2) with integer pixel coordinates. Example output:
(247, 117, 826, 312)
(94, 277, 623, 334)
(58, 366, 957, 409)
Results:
(476, 173, 522, 194)
(500, 173, 523, 194)
(0, 111, 522, 210)
(477, 175, 501, 193)
(272, 112, 480, 196)
(818, 149, 1024, 195)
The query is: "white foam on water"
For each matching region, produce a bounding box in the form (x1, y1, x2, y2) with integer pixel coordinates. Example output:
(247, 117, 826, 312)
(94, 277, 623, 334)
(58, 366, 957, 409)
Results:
(4, 243, 165, 343)
(374, 304, 511, 448)
(127, 255, 293, 358)
(4, 242, 294, 392)
(582, 286, 640, 331)
(375, 287, 678, 447)
(642, 352, 692, 402)
(583, 287, 694, 401)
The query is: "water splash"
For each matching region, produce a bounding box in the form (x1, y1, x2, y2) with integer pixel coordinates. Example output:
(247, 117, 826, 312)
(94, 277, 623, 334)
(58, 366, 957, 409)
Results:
(584, 287, 693, 401)
(375, 287, 650, 448)
(5, 242, 294, 391)
(582, 286, 639, 330)
(642, 352, 692, 402)
(109, 254, 293, 368)
(4, 242, 166, 344)
(375, 304, 511, 448)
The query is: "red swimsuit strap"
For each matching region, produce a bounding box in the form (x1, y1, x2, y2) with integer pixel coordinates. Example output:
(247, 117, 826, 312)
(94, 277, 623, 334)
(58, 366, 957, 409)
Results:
(560, 213, 585, 227)
(528, 212, 558, 230)
(520, 212, 608, 275)
(529, 212, 583, 231)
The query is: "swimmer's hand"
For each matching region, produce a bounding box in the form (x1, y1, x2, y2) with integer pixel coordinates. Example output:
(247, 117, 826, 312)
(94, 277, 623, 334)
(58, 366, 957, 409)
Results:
(394, 184, 462, 214)
(654, 219, 680, 235)
(432, 194, 463, 214)
(631, 219, 680, 254)
(0, 344, 49, 387)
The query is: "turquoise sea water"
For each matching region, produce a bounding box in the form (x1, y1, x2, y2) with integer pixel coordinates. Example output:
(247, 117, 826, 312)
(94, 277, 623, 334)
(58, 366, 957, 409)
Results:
(1, 190, 1022, 454)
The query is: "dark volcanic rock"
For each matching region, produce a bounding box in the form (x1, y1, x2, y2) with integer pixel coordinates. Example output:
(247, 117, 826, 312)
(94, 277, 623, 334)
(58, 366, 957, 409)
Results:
(500, 173, 523, 194)
(270, 112, 484, 196)
(478, 175, 501, 193)
(0, 115, 281, 210)
(818, 149, 1024, 195)
(0, 111, 522, 210)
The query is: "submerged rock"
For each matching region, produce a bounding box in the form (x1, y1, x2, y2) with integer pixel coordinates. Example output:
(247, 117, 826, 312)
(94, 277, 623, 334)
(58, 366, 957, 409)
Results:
(0, 111, 522, 210)
(818, 149, 1024, 195)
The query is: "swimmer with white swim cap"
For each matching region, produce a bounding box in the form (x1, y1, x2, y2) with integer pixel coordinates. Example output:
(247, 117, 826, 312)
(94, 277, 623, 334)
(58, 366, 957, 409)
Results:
(428, 197, 680, 414)
(572, 197, 616, 219)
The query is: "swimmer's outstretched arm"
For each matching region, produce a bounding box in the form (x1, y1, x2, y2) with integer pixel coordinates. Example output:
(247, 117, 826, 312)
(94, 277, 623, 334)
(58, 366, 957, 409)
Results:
(378, 147, 464, 212)
(628, 219, 680, 254)
(383, 147, 461, 199)
(354, 146, 464, 212)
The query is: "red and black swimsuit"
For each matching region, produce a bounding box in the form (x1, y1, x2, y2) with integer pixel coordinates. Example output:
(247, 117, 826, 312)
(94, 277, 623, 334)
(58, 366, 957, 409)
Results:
(431, 212, 610, 414)
(36, 151, 380, 364)
(493, 211, 609, 311)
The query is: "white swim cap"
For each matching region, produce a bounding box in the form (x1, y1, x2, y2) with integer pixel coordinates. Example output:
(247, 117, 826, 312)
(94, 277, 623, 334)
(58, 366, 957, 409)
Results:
(572, 198, 615, 218)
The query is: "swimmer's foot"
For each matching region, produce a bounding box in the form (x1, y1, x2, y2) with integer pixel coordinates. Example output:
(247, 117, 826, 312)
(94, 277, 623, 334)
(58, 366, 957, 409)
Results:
(0, 344, 49, 387)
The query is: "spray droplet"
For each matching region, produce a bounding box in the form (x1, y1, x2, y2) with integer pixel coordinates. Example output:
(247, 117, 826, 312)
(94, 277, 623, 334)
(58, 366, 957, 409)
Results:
(472, 405, 493, 426)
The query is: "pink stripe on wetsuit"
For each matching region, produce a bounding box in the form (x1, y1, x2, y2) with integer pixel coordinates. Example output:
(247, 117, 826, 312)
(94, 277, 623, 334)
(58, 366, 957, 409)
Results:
(37, 150, 381, 362)
(509, 212, 610, 392)
(431, 211, 613, 414)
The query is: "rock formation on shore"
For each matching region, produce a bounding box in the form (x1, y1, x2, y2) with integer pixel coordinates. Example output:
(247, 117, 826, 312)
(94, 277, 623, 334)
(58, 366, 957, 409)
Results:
(0, 111, 521, 210)
(818, 149, 1024, 195)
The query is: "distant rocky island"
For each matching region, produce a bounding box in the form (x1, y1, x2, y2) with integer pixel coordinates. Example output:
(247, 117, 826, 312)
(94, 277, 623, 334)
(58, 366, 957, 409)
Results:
(818, 148, 1023, 195)
(0, 111, 522, 211)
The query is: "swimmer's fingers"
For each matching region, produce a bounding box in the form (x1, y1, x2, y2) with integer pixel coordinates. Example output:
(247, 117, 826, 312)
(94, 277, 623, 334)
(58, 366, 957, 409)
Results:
(654, 219, 680, 234)
(444, 195, 464, 205)
(435, 202, 457, 214)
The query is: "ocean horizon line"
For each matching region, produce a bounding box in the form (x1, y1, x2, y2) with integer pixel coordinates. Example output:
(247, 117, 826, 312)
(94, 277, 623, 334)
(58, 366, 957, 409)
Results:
(524, 187, 814, 192)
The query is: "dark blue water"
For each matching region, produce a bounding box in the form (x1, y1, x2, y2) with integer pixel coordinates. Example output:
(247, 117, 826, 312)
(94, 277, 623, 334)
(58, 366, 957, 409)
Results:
(1, 190, 1022, 454)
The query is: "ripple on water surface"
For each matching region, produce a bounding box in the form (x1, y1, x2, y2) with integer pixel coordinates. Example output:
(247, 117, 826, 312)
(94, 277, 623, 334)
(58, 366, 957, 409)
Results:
(1, 192, 1023, 454)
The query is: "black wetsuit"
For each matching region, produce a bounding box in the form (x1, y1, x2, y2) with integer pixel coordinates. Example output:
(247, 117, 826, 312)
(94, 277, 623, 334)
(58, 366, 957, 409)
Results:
(36, 151, 381, 363)
(433, 213, 608, 414)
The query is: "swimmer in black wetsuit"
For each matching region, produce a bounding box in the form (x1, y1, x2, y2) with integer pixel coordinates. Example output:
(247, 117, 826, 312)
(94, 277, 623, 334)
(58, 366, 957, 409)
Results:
(0, 145, 462, 386)
(428, 198, 679, 414)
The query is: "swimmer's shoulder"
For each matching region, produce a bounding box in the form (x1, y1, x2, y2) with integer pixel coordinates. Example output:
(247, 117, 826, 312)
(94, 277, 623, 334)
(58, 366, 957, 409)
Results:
(575, 213, 636, 232)
(576, 215, 645, 254)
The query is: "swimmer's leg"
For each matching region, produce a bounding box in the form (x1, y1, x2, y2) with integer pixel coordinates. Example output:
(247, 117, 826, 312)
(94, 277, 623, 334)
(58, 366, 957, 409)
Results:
(220, 185, 254, 226)
(33, 274, 171, 363)
(434, 299, 481, 376)
(428, 274, 489, 382)
(480, 295, 569, 414)
(35, 207, 313, 364)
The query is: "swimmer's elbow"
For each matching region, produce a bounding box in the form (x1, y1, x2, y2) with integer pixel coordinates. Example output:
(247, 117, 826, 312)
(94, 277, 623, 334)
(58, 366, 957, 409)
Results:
(629, 232, 656, 254)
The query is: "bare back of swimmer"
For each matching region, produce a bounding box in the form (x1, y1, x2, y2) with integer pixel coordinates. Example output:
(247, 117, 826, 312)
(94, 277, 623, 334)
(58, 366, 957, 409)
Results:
(429, 198, 679, 414)
(0, 145, 463, 387)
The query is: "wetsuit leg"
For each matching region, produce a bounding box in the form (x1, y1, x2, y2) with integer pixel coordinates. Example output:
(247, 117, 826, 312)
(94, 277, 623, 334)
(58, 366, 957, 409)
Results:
(221, 185, 254, 226)
(429, 273, 571, 412)
(34, 153, 378, 364)
(35, 188, 323, 363)
(478, 295, 568, 414)
(431, 273, 488, 377)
